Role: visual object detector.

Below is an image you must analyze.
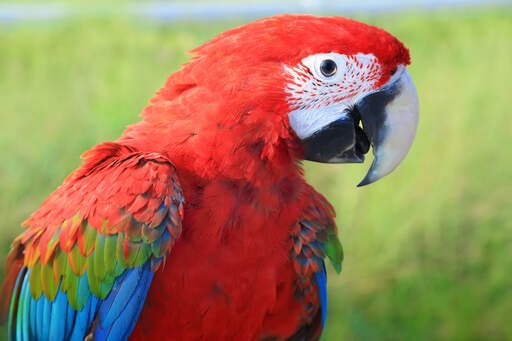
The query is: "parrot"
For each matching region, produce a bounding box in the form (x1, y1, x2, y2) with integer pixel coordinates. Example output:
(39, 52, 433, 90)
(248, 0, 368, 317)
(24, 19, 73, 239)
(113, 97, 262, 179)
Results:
(0, 14, 419, 341)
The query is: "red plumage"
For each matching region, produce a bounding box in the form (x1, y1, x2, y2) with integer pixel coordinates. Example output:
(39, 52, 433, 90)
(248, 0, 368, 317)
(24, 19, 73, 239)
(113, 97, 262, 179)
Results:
(1, 14, 410, 340)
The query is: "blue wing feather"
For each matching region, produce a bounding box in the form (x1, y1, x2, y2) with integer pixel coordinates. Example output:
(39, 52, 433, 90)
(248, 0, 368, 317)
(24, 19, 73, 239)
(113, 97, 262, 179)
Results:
(49, 288, 68, 340)
(98, 268, 134, 327)
(28, 293, 37, 339)
(68, 294, 96, 341)
(41, 292, 51, 341)
(123, 269, 153, 339)
(314, 261, 328, 331)
(64, 297, 76, 339)
(35, 293, 44, 340)
(94, 262, 153, 341)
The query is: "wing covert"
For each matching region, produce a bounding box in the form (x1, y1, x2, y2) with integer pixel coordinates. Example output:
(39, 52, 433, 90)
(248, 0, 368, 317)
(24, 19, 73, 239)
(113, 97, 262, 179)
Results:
(290, 188, 343, 340)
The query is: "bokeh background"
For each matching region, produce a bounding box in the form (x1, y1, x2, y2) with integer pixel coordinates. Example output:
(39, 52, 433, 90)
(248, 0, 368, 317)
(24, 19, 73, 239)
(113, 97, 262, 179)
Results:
(1, 1, 511, 340)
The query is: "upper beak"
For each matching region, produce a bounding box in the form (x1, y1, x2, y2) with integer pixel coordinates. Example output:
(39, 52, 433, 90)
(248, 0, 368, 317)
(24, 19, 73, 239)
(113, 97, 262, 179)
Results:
(301, 67, 419, 186)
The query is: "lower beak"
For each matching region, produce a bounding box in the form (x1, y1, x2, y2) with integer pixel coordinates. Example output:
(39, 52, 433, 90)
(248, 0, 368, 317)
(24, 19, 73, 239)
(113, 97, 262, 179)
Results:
(301, 68, 419, 186)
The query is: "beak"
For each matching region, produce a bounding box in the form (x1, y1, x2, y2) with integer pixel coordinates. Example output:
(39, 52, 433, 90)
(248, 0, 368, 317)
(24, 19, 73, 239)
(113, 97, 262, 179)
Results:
(301, 67, 419, 186)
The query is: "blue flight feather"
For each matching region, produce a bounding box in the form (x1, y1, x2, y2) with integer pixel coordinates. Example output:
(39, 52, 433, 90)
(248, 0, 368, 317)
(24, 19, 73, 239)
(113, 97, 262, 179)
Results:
(98, 264, 144, 328)
(29, 293, 37, 339)
(65, 298, 76, 339)
(41, 292, 51, 341)
(35, 288, 44, 339)
(49, 288, 67, 340)
(123, 269, 154, 339)
(315, 262, 328, 331)
(99, 273, 148, 340)
(94, 262, 154, 341)
(88, 295, 100, 325)
(68, 293, 95, 341)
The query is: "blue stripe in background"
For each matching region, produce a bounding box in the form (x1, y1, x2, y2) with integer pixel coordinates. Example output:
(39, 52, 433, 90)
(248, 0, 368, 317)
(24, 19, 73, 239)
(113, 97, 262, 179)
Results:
(0, 0, 511, 23)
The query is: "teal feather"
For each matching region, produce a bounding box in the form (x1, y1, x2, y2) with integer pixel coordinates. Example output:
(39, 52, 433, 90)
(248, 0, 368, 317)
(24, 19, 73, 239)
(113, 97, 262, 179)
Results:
(8, 269, 24, 341)
(35, 286, 44, 339)
(41, 292, 51, 341)
(75, 273, 91, 311)
(16, 271, 30, 341)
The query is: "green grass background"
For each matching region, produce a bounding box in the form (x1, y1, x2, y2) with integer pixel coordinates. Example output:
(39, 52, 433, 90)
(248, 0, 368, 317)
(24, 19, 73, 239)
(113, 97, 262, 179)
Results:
(1, 7, 511, 340)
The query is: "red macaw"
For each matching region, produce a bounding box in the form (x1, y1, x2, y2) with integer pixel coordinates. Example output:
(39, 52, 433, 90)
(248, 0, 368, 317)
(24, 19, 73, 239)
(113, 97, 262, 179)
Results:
(0, 14, 419, 340)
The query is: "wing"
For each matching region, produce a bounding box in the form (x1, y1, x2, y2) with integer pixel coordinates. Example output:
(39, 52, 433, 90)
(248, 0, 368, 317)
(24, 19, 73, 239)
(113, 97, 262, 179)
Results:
(0, 142, 184, 341)
(289, 189, 343, 341)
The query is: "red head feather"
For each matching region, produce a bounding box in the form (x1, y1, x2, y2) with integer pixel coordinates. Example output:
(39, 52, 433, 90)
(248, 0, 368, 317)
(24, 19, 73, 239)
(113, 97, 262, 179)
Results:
(192, 14, 409, 81)
(122, 14, 410, 183)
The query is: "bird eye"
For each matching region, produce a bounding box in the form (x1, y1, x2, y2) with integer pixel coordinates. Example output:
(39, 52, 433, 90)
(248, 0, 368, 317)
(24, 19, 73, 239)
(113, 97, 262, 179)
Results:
(320, 59, 337, 77)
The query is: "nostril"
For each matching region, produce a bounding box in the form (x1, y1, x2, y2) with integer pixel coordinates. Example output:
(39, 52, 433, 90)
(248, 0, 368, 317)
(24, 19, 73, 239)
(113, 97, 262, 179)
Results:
(390, 67, 398, 76)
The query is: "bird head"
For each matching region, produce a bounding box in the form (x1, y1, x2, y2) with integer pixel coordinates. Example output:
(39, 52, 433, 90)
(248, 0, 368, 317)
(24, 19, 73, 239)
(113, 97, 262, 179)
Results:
(279, 17, 419, 186)
(134, 15, 419, 186)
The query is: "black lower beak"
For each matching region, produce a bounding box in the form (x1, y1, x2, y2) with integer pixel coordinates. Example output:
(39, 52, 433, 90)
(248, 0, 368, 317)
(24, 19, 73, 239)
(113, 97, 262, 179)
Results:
(301, 112, 370, 164)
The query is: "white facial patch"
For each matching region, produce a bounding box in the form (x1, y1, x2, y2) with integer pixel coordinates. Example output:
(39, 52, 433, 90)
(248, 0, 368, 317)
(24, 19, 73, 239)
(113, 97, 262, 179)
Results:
(285, 52, 382, 139)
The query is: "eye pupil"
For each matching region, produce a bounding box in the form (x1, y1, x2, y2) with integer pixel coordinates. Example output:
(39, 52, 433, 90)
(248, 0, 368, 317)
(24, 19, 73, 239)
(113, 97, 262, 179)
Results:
(320, 59, 337, 77)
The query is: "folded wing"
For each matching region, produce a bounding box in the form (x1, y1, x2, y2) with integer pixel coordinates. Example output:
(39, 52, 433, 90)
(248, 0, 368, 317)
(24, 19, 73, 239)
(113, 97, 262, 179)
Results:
(0, 142, 184, 341)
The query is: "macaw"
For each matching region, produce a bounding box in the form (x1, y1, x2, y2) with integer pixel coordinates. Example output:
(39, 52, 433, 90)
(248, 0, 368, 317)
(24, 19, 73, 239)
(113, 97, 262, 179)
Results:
(0, 14, 419, 341)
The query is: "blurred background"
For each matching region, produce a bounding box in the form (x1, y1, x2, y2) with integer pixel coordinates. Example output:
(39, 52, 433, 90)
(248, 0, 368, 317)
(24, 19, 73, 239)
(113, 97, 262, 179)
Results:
(1, 0, 511, 340)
